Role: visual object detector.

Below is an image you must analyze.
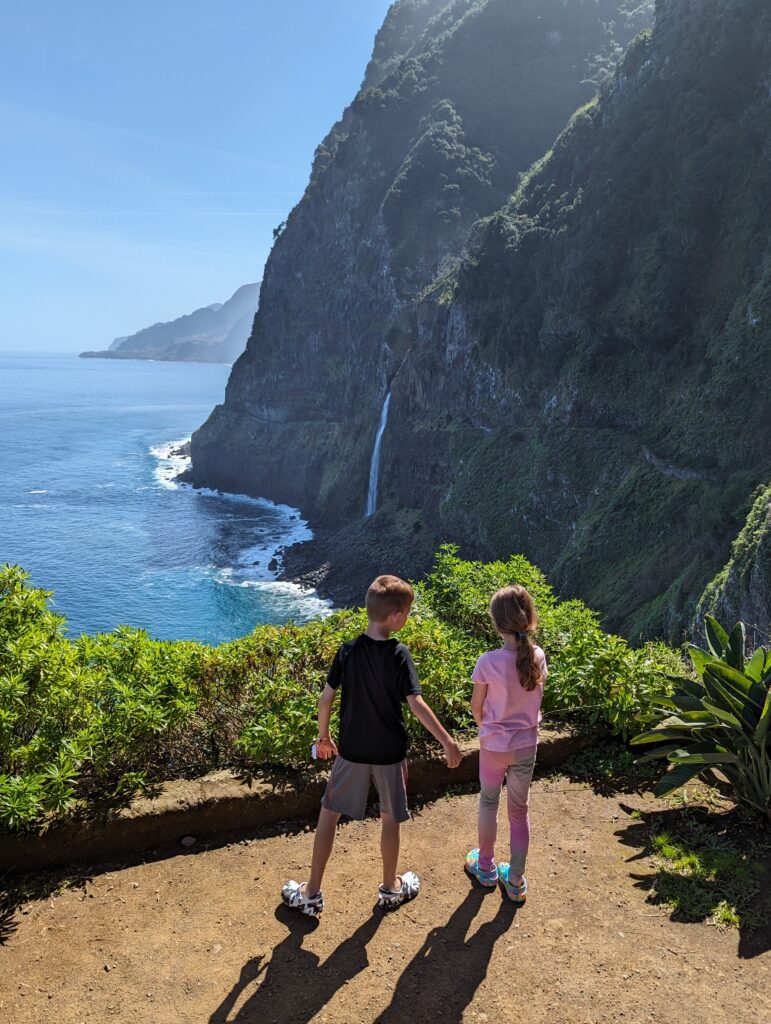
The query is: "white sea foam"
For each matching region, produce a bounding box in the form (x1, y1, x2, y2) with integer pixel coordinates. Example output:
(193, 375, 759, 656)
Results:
(149, 437, 325, 611)
(210, 572, 332, 619)
(29, 489, 48, 494)
(151, 438, 192, 490)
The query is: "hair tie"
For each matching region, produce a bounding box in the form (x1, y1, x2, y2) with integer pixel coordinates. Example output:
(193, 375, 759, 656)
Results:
(516, 631, 527, 642)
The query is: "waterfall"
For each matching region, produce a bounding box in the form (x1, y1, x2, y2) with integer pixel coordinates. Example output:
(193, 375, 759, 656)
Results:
(365, 392, 391, 517)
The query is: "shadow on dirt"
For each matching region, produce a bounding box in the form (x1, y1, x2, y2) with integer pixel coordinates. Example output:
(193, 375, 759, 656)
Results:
(544, 739, 659, 797)
(208, 885, 517, 1024)
(0, 811, 317, 947)
(208, 904, 382, 1024)
(615, 803, 770, 960)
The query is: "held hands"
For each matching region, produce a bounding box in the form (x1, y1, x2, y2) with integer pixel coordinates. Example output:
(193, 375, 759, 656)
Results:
(315, 736, 338, 760)
(443, 738, 462, 769)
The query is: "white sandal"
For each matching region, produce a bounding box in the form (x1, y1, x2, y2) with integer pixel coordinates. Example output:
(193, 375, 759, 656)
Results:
(377, 870, 420, 910)
(281, 880, 324, 917)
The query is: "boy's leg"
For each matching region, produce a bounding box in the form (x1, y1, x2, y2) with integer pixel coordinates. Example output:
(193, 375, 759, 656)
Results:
(307, 807, 341, 896)
(380, 811, 400, 892)
(504, 753, 536, 879)
(478, 748, 508, 871)
(371, 760, 413, 896)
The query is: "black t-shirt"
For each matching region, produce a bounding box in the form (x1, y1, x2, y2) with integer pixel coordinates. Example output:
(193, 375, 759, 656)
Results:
(327, 634, 422, 765)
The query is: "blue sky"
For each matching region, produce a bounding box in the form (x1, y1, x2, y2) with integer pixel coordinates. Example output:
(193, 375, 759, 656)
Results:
(0, 0, 393, 352)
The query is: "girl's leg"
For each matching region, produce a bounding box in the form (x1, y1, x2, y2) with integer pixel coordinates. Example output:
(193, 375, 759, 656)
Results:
(478, 748, 508, 871)
(504, 753, 536, 878)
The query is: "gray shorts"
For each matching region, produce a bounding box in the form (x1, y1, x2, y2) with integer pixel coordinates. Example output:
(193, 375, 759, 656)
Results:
(321, 756, 410, 823)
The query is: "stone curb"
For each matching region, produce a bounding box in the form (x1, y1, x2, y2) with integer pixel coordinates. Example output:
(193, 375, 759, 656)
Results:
(0, 727, 599, 876)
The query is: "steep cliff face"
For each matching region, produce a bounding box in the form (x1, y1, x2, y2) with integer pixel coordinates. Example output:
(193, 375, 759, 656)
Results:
(189, 0, 652, 510)
(410, 0, 771, 636)
(190, 0, 770, 638)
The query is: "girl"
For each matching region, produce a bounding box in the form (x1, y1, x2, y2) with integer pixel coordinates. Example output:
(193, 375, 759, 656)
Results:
(464, 584, 547, 903)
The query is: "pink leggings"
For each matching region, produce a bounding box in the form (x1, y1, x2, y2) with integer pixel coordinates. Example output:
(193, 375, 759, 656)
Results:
(477, 746, 536, 876)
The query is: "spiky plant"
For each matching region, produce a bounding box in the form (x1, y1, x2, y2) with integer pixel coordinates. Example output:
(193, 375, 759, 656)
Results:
(631, 618, 771, 821)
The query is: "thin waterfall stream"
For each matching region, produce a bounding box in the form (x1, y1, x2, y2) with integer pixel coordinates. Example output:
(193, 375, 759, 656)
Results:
(365, 392, 391, 517)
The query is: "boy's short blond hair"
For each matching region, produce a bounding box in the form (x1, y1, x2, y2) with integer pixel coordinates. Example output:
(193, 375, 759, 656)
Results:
(365, 575, 414, 621)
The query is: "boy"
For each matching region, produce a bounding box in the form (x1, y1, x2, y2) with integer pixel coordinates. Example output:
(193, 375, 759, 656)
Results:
(282, 574, 462, 916)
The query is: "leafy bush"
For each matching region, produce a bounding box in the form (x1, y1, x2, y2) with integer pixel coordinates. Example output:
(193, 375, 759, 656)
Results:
(631, 616, 771, 821)
(0, 553, 683, 833)
(420, 546, 684, 737)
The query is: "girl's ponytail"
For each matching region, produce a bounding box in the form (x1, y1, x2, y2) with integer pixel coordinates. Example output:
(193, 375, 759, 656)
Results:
(515, 629, 540, 692)
(489, 587, 542, 691)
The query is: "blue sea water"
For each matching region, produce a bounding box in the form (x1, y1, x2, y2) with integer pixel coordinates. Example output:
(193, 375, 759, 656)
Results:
(0, 352, 330, 643)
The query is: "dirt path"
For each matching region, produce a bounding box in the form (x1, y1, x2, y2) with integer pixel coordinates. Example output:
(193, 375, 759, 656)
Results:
(1, 779, 768, 1024)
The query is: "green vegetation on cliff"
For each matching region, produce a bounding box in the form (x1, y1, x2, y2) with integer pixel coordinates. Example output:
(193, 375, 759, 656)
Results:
(696, 484, 771, 643)
(0, 553, 682, 834)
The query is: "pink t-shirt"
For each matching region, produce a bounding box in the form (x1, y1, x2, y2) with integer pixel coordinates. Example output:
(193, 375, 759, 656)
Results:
(471, 646, 547, 753)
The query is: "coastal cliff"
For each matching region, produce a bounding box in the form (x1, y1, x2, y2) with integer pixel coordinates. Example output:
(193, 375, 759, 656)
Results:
(80, 283, 259, 364)
(188, 0, 771, 638)
(188, 0, 652, 503)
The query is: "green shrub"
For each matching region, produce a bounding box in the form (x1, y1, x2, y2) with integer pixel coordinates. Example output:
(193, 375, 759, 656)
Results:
(631, 616, 771, 821)
(0, 554, 683, 833)
(419, 545, 684, 737)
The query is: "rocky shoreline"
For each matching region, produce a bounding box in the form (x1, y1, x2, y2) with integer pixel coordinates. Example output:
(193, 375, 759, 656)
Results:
(277, 507, 460, 609)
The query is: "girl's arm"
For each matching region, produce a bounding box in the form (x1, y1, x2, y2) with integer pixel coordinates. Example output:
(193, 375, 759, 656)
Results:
(316, 684, 338, 759)
(470, 683, 487, 727)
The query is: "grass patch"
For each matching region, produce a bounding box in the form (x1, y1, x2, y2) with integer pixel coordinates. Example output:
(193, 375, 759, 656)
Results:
(646, 812, 768, 929)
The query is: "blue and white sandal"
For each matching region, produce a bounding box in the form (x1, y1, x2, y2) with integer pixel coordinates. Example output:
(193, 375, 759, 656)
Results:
(498, 863, 527, 904)
(464, 848, 499, 887)
(377, 871, 420, 910)
(282, 880, 324, 917)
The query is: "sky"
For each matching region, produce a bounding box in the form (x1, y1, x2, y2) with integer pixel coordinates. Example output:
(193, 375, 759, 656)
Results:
(0, 0, 393, 352)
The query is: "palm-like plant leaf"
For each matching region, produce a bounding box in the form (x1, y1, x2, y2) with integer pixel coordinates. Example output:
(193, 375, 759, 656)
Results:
(726, 622, 746, 672)
(686, 645, 715, 680)
(701, 700, 742, 730)
(634, 743, 682, 764)
(745, 648, 771, 682)
(754, 688, 771, 746)
(654, 762, 704, 797)
(633, 619, 770, 821)
(704, 616, 728, 659)
(631, 727, 698, 745)
(669, 744, 740, 765)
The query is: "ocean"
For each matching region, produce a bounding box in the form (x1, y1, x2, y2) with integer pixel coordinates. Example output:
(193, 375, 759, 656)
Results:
(0, 351, 330, 644)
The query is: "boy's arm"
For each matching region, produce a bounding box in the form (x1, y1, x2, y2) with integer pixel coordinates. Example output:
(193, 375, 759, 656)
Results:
(316, 684, 338, 759)
(406, 694, 462, 768)
(470, 683, 487, 727)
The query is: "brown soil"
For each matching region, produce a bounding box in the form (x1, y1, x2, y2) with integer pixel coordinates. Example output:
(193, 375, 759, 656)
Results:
(1, 779, 768, 1024)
